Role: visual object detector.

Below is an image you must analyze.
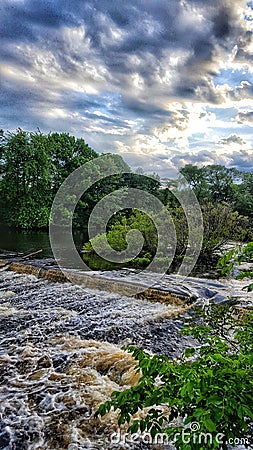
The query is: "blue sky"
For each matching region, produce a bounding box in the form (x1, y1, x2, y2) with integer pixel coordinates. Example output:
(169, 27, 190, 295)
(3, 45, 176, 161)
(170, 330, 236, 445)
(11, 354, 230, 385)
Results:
(0, 0, 252, 175)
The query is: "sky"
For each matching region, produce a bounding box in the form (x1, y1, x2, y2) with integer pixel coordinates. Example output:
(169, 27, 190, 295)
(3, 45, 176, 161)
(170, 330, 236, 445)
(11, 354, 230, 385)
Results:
(0, 0, 252, 175)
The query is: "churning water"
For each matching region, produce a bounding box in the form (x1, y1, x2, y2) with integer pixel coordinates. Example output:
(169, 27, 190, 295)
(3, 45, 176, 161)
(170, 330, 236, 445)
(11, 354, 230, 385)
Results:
(0, 267, 251, 449)
(0, 269, 190, 450)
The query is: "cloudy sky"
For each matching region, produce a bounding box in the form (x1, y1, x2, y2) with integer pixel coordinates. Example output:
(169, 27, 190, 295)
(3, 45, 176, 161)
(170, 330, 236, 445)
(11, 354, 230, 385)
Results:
(0, 0, 252, 174)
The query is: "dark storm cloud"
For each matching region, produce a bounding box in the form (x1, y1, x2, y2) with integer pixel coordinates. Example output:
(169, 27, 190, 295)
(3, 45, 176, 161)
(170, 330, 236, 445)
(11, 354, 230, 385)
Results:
(228, 150, 253, 170)
(1, 0, 250, 79)
(0, 75, 131, 134)
(1, 2, 250, 82)
(0, 75, 61, 131)
(172, 151, 220, 167)
(120, 96, 171, 118)
(0, 0, 78, 41)
(77, 0, 238, 105)
(213, 7, 230, 38)
(1, 77, 51, 114)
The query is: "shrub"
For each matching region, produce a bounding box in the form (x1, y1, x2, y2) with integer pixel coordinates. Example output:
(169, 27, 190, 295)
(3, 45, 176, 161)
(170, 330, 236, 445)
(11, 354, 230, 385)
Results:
(96, 304, 253, 450)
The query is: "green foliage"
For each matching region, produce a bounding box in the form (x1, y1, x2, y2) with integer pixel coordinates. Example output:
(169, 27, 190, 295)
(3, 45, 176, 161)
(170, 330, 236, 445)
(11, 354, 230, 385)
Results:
(84, 209, 158, 266)
(179, 164, 209, 202)
(201, 202, 249, 259)
(96, 304, 253, 449)
(0, 129, 99, 229)
(179, 165, 253, 237)
(217, 242, 253, 292)
(179, 164, 242, 205)
(234, 173, 253, 218)
(84, 201, 249, 271)
(1, 128, 253, 261)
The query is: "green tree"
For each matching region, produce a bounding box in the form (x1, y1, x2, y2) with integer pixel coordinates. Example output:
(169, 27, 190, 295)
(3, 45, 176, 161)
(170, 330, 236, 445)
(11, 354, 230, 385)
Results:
(47, 132, 98, 191)
(204, 165, 240, 203)
(179, 164, 209, 202)
(201, 202, 249, 259)
(0, 129, 99, 229)
(179, 164, 242, 206)
(0, 129, 47, 228)
(233, 173, 253, 218)
(84, 208, 157, 263)
(83, 201, 249, 270)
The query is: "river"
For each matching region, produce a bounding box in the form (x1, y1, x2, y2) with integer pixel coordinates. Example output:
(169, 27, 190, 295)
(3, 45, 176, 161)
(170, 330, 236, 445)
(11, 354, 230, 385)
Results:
(0, 229, 251, 449)
(0, 227, 88, 259)
(0, 268, 193, 449)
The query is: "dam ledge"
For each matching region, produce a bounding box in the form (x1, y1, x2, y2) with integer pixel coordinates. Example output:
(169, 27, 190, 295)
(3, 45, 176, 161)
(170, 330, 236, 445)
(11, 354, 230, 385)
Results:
(0, 258, 251, 308)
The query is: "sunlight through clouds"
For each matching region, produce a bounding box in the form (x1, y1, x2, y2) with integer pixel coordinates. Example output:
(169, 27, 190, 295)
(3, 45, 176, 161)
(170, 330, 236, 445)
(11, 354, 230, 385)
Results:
(0, 0, 252, 173)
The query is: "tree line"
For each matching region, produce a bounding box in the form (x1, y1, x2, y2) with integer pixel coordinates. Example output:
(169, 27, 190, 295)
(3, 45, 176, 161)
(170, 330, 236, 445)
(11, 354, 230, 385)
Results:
(84, 164, 253, 269)
(179, 163, 253, 218)
(0, 129, 98, 229)
(0, 129, 159, 230)
(1, 129, 253, 268)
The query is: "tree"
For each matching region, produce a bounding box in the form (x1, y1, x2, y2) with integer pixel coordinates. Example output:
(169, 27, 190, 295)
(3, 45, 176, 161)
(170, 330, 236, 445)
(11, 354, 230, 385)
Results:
(47, 132, 98, 191)
(0, 129, 48, 228)
(203, 165, 240, 204)
(200, 202, 250, 259)
(83, 201, 250, 271)
(0, 129, 99, 229)
(179, 164, 242, 205)
(179, 164, 209, 202)
(84, 208, 157, 264)
(233, 173, 253, 218)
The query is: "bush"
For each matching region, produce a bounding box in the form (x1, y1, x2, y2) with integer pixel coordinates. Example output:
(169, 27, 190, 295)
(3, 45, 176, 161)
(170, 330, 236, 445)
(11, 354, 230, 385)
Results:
(218, 241, 253, 292)
(96, 304, 253, 449)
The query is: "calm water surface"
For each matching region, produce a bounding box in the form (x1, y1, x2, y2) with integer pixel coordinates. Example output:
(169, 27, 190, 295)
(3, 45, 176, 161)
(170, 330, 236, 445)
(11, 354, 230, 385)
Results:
(0, 226, 85, 258)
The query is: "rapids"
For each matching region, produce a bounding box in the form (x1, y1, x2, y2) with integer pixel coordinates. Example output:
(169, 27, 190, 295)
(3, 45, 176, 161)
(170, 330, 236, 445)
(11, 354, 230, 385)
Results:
(0, 267, 251, 449)
(0, 269, 189, 449)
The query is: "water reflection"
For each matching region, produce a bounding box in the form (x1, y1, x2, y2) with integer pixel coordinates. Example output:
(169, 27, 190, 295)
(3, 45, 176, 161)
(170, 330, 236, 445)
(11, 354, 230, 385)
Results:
(0, 226, 85, 260)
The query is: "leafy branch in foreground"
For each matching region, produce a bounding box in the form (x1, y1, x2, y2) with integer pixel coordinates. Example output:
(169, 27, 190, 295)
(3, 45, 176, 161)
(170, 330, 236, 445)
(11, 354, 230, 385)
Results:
(217, 242, 253, 292)
(96, 304, 253, 450)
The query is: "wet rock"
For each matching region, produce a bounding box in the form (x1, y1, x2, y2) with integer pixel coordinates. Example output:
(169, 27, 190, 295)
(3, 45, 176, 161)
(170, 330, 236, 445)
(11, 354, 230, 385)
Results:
(0, 260, 8, 268)
(8, 262, 45, 278)
(36, 355, 52, 369)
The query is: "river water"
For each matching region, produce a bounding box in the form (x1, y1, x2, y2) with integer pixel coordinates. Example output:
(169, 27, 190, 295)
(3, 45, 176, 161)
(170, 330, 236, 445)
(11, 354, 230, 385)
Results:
(0, 268, 193, 449)
(0, 229, 251, 449)
(0, 228, 52, 258)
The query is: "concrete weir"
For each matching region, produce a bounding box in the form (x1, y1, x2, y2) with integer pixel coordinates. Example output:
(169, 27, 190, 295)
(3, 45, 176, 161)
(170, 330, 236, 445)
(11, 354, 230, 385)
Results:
(0, 260, 192, 306)
(1, 259, 249, 308)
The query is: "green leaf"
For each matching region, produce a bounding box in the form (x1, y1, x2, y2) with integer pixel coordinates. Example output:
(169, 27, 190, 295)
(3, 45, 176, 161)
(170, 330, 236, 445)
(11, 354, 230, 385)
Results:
(184, 348, 196, 358)
(202, 417, 216, 432)
(129, 420, 139, 433)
